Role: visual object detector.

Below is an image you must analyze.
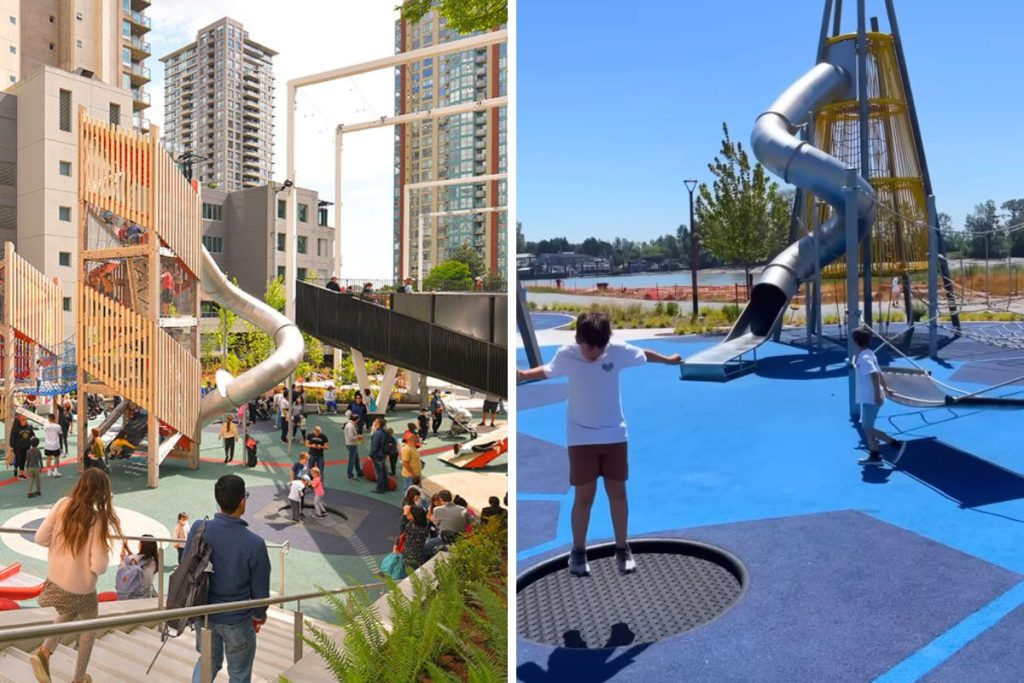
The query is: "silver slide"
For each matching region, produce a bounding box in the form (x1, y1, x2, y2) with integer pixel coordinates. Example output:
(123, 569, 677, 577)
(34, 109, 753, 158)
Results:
(197, 247, 304, 425)
(681, 58, 876, 380)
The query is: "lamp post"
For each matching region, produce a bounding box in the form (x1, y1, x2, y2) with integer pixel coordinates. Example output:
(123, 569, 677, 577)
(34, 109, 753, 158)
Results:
(684, 179, 699, 318)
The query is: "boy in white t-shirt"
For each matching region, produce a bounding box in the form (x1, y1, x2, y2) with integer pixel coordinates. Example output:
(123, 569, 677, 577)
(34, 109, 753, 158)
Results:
(43, 413, 62, 477)
(852, 327, 903, 466)
(891, 275, 902, 308)
(287, 478, 307, 522)
(517, 311, 681, 576)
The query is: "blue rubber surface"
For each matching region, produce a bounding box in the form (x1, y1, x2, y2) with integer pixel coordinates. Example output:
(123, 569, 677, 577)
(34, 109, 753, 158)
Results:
(530, 313, 576, 330)
(517, 511, 1021, 682)
(517, 501, 561, 549)
(516, 332, 1024, 680)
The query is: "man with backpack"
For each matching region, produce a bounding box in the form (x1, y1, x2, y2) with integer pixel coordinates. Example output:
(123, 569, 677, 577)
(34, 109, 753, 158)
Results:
(182, 474, 270, 682)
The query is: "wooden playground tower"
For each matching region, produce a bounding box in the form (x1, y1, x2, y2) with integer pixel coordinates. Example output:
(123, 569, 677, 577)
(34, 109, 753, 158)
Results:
(76, 107, 201, 488)
(0, 244, 66, 460)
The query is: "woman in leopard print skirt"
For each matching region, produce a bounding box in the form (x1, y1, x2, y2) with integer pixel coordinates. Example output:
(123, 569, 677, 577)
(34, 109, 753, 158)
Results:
(29, 468, 123, 683)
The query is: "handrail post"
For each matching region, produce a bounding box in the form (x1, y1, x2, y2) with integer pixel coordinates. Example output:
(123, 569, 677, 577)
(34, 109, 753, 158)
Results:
(157, 545, 165, 609)
(279, 542, 286, 596)
(200, 615, 213, 683)
(293, 605, 304, 663)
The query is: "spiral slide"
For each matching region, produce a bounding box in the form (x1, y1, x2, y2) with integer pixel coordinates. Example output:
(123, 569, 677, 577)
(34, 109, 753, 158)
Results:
(681, 47, 876, 381)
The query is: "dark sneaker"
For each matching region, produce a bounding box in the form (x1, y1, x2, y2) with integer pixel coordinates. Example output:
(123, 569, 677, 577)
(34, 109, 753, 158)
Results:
(858, 453, 884, 466)
(568, 548, 590, 577)
(616, 545, 637, 574)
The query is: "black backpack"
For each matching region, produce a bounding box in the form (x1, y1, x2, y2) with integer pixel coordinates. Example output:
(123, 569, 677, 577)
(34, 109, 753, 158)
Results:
(147, 519, 212, 673)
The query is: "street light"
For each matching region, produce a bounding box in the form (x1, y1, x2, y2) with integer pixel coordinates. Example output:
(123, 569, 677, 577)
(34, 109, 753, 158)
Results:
(684, 179, 699, 318)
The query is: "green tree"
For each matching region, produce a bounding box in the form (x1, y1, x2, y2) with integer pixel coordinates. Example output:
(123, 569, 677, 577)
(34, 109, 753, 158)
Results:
(398, 0, 507, 34)
(449, 242, 486, 278)
(424, 260, 472, 291)
(696, 122, 790, 287)
(1001, 199, 1024, 257)
(965, 200, 1006, 259)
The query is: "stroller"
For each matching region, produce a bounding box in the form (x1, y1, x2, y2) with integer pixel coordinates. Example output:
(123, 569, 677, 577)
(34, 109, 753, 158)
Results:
(248, 398, 270, 422)
(443, 404, 477, 440)
(244, 435, 258, 467)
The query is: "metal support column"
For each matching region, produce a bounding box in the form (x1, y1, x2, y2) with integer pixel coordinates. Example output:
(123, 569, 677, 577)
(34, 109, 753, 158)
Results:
(856, 0, 872, 327)
(927, 194, 939, 358)
(845, 169, 861, 418)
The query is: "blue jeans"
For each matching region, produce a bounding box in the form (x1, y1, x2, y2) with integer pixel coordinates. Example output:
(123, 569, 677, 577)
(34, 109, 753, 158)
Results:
(372, 456, 388, 491)
(347, 445, 360, 478)
(403, 476, 414, 492)
(192, 619, 256, 683)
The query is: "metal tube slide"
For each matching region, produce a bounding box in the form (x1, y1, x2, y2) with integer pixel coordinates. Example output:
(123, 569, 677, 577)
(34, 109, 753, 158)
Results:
(682, 62, 876, 379)
(197, 247, 304, 425)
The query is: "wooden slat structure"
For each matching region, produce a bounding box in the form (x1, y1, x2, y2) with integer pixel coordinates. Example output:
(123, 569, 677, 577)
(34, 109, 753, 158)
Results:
(77, 108, 201, 487)
(1, 242, 66, 462)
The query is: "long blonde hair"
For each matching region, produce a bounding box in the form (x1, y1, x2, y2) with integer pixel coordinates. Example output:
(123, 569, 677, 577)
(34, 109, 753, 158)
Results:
(58, 468, 123, 558)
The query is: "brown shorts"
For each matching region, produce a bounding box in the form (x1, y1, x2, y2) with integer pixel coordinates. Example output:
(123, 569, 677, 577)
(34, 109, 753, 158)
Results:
(567, 442, 628, 485)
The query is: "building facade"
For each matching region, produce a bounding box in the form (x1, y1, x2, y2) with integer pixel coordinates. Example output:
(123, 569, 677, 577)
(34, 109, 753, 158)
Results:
(7, 66, 133, 336)
(161, 17, 275, 192)
(393, 11, 507, 283)
(199, 183, 335, 303)
(0, 0, 151, 128)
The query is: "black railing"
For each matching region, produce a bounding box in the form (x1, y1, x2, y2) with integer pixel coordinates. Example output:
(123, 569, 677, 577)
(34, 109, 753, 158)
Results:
(296, 282, 506, 397)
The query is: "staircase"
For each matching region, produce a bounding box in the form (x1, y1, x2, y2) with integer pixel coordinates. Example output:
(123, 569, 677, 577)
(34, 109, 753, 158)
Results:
(0, 606, 306, 682)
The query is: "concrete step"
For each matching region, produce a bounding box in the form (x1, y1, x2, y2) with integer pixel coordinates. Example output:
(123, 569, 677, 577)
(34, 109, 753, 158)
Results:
(99, 631, 185, 681)
(0, 650, 37, 683)
(89, 637, 181, 683)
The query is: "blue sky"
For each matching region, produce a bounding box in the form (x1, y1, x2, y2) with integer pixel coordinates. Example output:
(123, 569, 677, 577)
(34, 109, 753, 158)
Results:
(517, 0, 1024, 244)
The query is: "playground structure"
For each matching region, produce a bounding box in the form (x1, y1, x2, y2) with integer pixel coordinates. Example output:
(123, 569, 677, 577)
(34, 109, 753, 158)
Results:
(680, 0, 959, 388)
(77, 108, 303, 487)
(0, 243, 75, 461)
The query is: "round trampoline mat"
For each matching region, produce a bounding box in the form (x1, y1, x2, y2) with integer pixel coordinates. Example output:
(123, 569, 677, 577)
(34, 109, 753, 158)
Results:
(516, 539, 747, 648)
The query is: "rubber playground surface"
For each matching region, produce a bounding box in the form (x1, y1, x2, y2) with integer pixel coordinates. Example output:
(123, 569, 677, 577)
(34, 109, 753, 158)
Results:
(0, 407, 503, 623)
(517, 323, 1024, 682)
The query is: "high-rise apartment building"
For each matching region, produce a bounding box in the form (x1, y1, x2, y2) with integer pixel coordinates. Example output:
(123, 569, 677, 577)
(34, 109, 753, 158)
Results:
(393, 12, 507, 282)
(0, 0, 151, 127)
(161, 18, 275, 192)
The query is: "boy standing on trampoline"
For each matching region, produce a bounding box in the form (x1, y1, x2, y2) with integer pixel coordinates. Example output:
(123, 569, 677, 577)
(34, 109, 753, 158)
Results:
(853, 327, 903, 466)
(517, 311, 681, 576)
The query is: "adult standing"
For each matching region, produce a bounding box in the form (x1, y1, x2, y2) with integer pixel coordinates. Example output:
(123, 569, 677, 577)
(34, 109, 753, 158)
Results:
(348, 392, 368, 434)
(400, 437, 421, 492)
(279, 391, 291, 444)
(326, 276, 341, 292)
(344, 414, 362, 481)
(479, 393, 501, 427)
(186, 475, 270, 683)
(305, 426, 329, 481)
(219, 415, 238, 464)
(29, 468, 123, 683)
(369, 419, 389, 493)
(363, 388, 377, 413)
(11, 413, 36, 479)
(58, 400, 74, 456)
(429, 390, 445, 436)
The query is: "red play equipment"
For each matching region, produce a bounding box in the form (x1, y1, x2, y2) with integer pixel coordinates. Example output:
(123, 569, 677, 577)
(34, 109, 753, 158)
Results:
(0, 562, 44, 601)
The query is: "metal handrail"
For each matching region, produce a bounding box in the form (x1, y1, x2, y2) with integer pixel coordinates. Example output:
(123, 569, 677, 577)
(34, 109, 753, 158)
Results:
(0, 526, 289, 549)
(0, 582, 382, 646)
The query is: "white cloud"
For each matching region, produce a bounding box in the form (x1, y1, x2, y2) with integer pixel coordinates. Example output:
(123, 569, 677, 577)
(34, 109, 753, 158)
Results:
(147, 0, 399, 278)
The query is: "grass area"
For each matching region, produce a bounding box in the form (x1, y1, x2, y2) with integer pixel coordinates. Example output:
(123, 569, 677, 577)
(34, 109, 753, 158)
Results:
(528, 300, 743, 334)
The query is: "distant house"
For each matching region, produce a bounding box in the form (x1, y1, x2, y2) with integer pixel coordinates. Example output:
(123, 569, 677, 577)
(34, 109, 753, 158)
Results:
(517, 252, 612, 279)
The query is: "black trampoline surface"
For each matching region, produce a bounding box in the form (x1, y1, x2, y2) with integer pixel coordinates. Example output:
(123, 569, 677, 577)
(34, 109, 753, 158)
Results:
(516, 539, 746, 648)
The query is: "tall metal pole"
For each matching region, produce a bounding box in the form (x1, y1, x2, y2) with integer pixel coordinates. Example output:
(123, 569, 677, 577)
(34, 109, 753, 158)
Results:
(927, 195, 938, 358)
(685, 179, 698, 318)
(856, 0, 872, 327)
(845, 168, 861, 418)
(334, 126, 343, 278)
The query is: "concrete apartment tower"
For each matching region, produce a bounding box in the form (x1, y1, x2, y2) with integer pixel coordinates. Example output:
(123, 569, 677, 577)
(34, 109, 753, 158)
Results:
(161, 17, 276, 192)
(0, 0, 151, 127)
(394, 10, 508, 283)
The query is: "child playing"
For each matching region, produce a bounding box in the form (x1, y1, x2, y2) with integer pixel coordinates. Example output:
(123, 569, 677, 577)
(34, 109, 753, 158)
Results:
(310, 467, 326, 518)
(417, 409, 430, 441)
(288, 477, 307, 522)
(173, 512, 189, 564)
(516, 311, 681, 576)
(43, 413, 61, 477)
(852, 327, 903, 466)
(25, 437, 42, 498)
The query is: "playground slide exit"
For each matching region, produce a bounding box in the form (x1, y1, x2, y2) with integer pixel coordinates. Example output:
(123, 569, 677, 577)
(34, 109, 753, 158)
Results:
(196, 246, 304, 425)
(681, 54, 876, 380)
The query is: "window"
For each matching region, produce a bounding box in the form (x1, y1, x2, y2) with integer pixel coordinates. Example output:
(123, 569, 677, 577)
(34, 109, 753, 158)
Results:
(8, 16, 14, 25)
(298, 204, 308, 223)
(58, 206, 71, 221)
(317, 238, 327, 257)
(201, 301, 219, 318)
(59, 251, 71, 266)
(63, 297, 71, 312)
(109, 103, 120, 125)
(59, 161, 71, 176)
(297, 267, 307, 281)
(297, 236, 307, 254)
(8, 46, 14, 55)
(76, 40, 82, 48)
(276, 266, 285, 278)
(202, 202, 223, 221)
(122, 47, 130, 64)
(276, 233, 284, 251)
(318, 207, 328, 226)
(59, 90, 71, 132)
(202, 235, 223, 252)
(122, 20, 130, 37)
(277, 199, 285, 219)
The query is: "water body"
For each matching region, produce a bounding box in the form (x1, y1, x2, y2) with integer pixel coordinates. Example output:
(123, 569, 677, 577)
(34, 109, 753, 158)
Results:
(529, 270, 750, 289)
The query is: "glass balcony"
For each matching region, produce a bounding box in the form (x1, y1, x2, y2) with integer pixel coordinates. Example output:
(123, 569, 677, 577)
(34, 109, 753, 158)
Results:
(124, 9, 151, 31)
